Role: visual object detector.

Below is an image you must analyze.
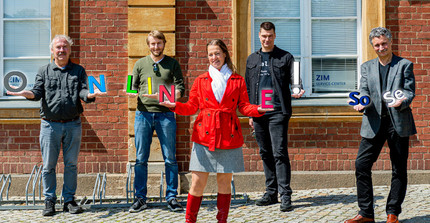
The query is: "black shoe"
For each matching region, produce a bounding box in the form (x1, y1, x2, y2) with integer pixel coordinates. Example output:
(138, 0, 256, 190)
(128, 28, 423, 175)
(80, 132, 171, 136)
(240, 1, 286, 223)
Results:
(280, 196, 293, 212)
(42, 199, 56, 216)
(129, 198, 147, 213)
(255, 193, 277, 206)
(64, 200, 84, 214)
(167, 198, 184, 212)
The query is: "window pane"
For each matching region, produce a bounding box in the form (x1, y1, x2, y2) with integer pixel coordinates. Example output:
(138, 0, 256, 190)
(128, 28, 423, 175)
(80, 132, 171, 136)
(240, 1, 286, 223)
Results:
(312, 58, 357, 93)
(3, 59, 49, 95)
(254, 0, 300, 17)
(4, 21, 51, 57)
(312, 19, 356, 55)
(254, 19, 300, 56)
(311, 0, 356, 17)
(4, 0, 50, 18)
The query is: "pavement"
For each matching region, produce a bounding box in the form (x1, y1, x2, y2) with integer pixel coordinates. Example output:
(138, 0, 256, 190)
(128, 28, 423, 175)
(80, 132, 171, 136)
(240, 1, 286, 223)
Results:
(0, 184, 429, 223)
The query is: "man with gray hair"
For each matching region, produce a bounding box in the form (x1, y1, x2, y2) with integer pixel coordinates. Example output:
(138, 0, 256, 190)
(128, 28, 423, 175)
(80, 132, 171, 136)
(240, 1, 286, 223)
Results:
(8, 35, 104, 216)
(345, 27, 416, 223)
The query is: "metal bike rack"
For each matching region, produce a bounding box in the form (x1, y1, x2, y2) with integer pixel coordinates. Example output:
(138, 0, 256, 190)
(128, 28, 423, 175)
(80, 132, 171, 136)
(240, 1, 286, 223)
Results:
(0, 174, 12, 203)
(25, 164, 43, 205)
(159, 171, 164, 203)
(91, 173, 107, 204)
(125, 163, 135, 204)
(0, 161, 250, 210)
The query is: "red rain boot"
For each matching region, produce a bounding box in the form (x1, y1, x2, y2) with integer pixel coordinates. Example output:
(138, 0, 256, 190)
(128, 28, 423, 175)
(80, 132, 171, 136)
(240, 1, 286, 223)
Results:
(185, 193, 202, 223)
(216, 193, 231, 223)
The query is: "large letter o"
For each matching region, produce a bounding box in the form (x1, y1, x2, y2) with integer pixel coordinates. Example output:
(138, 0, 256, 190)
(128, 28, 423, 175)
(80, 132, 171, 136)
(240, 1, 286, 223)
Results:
(4, 71, 27, 92)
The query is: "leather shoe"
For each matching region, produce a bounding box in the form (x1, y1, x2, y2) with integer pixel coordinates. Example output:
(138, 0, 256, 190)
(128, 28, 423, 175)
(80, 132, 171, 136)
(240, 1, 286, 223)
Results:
(387, 214, 399, 223)
(344, 214, 375, 223)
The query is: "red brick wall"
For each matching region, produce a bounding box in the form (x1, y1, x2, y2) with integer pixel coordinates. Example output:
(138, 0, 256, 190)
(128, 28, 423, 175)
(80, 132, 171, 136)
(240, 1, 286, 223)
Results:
(175, 0, 233, 171)
(68, 0, 129, 174)
(0, 124, 41, 173)
(386, 0, 430, 170)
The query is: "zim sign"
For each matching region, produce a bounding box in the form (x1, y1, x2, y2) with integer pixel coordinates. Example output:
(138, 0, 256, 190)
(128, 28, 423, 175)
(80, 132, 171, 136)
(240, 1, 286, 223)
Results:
(313, 71, 355, 92)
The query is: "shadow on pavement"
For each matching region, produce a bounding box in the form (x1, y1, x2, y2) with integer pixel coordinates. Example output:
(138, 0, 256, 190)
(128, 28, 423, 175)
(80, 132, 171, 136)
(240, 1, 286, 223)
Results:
(292, 194, 384, 208)
(401, 215, 430, 223)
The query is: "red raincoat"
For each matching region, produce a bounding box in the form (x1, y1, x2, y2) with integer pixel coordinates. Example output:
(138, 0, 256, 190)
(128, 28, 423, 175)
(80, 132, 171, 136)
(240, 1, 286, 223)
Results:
(172, 72, 263, 151)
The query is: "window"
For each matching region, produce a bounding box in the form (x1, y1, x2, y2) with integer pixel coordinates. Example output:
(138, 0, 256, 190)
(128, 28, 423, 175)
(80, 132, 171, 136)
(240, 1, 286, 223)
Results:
(0, 0, 51, 98)
(252, 0, 361, 99)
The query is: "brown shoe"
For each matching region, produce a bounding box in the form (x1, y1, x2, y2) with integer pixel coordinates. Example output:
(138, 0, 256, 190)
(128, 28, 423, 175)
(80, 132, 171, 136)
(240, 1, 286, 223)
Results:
(387, 214, 399, 223)
(344, 214, 375, 223)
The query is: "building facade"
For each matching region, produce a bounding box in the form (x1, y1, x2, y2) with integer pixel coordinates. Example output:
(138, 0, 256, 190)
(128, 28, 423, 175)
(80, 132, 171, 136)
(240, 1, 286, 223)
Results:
(0, 0, 429, 175)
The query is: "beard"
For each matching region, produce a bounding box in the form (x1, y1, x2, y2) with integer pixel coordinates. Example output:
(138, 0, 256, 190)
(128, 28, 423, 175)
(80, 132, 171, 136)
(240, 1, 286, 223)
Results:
(150, 48, 164, 57)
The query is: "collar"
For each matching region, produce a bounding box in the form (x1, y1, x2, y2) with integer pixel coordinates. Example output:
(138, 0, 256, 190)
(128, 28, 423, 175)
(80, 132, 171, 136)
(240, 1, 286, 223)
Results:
(52, 59, 72, 70)
(256, 45, 279, 55)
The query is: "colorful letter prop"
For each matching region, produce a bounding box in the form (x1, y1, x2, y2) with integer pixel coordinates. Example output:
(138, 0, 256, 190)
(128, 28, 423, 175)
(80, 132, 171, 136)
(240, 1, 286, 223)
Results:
(88, 75, 106, 94)
(261, 89, 273, 109)
(159, 85, 176, 103)
(126, 75, 138, 93)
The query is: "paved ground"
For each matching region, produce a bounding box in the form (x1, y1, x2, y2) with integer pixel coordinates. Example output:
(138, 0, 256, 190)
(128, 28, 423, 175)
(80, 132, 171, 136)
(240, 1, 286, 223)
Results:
(0, 184, 429, 223)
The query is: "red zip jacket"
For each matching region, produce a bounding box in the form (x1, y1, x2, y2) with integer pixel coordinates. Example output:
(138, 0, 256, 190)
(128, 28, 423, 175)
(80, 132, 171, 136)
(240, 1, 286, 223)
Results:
(172, 72, 263, 151)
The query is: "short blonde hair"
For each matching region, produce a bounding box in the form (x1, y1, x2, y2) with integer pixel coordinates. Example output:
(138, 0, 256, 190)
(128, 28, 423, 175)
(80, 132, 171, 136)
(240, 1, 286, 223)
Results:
(146, 30, 166, 45)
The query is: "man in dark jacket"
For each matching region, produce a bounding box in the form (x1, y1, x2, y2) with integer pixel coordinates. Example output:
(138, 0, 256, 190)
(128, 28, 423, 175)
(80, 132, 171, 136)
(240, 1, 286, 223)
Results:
(344, 27, 416, 223)
(245, 22, 304, 212)
(7, 35, 104, 216)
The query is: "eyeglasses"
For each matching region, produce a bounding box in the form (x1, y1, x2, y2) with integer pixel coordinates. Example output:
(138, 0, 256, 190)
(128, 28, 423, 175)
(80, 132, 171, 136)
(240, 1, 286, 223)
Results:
(153, 63, 159, 73)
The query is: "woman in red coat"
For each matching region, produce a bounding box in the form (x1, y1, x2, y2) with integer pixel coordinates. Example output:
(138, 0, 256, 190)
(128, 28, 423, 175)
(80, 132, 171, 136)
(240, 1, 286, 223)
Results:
(161, 39, 271, 223)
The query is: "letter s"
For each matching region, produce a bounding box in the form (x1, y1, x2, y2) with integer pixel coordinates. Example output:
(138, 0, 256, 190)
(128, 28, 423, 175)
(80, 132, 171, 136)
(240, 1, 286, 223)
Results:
(383, 91, 395, 106)
(348, 92, 360, 106)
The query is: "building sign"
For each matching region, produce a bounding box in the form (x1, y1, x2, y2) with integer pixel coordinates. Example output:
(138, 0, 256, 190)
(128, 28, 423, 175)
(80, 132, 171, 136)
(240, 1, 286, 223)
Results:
(313, 71, 355, 93)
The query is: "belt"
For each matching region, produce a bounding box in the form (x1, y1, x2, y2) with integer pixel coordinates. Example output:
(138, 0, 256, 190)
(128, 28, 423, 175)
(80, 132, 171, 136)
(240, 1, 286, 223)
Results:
(42, 116, 80, 123)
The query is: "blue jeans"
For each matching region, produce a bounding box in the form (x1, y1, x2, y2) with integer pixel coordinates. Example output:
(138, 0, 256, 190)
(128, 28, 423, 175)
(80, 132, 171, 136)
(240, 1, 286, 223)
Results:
(134, 111, 179, 201)
(40, 118, 82, 203)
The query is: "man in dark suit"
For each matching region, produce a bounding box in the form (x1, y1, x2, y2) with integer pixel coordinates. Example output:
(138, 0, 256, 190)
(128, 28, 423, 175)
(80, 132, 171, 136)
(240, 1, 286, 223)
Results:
(345, 27, 416, 223)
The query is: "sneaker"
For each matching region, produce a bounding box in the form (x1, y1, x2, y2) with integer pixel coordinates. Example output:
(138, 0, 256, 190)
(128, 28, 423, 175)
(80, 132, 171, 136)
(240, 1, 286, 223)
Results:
(129, 198, 147, 213)
(167, 198, 184, 212)
(280, 196, 293, 212)
(64, 200, 84, 214)
(255, 193, 277, 206)
(42, 199, 56, 216)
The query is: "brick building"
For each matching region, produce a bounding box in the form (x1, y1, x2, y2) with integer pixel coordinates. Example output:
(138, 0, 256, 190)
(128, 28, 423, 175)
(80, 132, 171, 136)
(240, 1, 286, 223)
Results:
(0, 0, 429, 181)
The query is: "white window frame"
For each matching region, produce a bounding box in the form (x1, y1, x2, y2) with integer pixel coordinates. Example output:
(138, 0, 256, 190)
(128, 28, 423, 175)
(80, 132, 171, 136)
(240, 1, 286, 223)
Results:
(0, 0, 51, 101)
(251, 0, 362, 100)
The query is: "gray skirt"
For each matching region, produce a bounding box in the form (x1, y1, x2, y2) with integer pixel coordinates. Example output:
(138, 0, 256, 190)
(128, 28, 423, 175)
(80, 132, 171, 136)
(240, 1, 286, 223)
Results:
(189, 143, 245, 173)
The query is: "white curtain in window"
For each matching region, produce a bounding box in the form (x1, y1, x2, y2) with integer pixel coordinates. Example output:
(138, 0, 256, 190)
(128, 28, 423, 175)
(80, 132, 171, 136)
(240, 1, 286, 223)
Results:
(4, 21, 51, 57)
(4, 0, 50, 18)
(254, 0, 300, 17)
(312, 19, 357, 55)
(254, 19, 300, 56)
(311, 0, 356, 17)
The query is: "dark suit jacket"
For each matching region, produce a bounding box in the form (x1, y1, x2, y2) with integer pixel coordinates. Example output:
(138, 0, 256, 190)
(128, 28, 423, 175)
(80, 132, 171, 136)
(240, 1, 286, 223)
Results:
(359, 54, 417, 138)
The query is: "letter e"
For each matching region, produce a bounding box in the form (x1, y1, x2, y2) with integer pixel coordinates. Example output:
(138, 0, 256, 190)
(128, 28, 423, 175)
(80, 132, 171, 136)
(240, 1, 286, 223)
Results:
(261, 89, 273, 109)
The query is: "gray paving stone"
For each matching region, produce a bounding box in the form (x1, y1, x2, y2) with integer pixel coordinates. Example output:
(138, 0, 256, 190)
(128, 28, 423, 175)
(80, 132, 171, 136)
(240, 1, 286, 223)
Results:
(0, 184, 428, 222)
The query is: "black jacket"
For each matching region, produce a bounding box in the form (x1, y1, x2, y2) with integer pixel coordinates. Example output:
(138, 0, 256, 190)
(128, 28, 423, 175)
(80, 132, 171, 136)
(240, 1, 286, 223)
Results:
(245, 46, 301, 116)
(30, 61, 95, 120)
